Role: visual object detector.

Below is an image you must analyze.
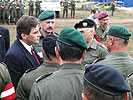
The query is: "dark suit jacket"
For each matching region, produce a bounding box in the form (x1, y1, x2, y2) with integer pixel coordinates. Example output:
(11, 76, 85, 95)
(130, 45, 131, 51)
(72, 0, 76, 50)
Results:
(0, 26, 10, 62)
(4, 39, 41, 89)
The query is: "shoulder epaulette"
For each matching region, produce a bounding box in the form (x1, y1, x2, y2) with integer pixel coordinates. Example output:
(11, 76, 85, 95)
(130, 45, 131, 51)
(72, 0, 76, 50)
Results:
(36, 72, 53, 83)
(53, 32, 59, 36)
(0, 62, 6, 66)
(101, 44, 107, 49)
(25, 68, 37, 73)
(54, 32, 58, 35)
(98, 43, 107, 49)
(92, 57, 106, 64)
(128, 72, 133, 78)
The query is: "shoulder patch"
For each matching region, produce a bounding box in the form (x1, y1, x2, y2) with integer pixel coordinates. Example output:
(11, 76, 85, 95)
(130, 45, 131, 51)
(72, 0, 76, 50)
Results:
(25, 68, 37, 73)
(36, 72, 53, 83)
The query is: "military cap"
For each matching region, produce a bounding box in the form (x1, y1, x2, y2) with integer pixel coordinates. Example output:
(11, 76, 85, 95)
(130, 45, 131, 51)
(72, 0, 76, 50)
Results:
(74, 19, 96, 29)
(84, 64, 130, 96)
(98, 11, 109, 20)
(38, 10, 55, 21)
(58, 27, 88, 49)
(42, 34, 57, 56)
(107, 25, 132, 40)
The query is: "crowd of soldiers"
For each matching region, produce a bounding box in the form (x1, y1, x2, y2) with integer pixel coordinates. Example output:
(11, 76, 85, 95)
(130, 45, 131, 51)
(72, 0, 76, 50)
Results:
(0, 0, 25, 25)
(28, 0, 41, 17)
(62, 0, 76, 18)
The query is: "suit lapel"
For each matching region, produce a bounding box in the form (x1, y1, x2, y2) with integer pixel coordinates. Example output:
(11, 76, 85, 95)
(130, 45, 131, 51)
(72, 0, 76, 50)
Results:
(16, 39, 40, 67)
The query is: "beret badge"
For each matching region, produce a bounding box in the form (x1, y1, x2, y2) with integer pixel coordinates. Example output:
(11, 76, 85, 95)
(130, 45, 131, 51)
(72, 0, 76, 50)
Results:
(83, 22, 88, 27)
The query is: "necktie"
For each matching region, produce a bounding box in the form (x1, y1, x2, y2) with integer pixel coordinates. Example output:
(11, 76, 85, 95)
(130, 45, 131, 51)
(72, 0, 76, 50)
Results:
(31, 48, 40, 65)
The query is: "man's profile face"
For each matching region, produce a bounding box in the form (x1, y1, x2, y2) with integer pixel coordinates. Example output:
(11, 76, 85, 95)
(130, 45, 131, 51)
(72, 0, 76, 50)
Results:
(106, 35, 112, 51)
(24, 25, 41, 45)
(99, 17, 109, 29)
(93, 10, 99, 19)
(77, 27, 95, 43)
(40, 18, 55, 36)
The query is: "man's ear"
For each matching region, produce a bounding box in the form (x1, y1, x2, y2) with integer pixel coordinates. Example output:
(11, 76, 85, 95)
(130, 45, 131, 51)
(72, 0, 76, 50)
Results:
(110, 37, 114, 46)
(81, 50, 86, 59)
(21, 33, 27, 40)
(55, 47, 60, 60)
(82, 93, 88, 100)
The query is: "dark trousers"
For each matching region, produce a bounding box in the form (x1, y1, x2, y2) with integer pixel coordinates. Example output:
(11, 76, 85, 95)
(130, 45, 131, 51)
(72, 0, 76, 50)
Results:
(36, 8, 40, 17)
(63, 8, 68, 18)
(29, 7, 34, 16)
(71, 8, 75, 18)
(111, 9, 115, 16)
(3, 9, 9, 24)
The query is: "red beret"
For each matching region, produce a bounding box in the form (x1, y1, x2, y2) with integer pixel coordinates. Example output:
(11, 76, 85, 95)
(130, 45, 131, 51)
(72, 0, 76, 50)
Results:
(98, 11, 109, 20)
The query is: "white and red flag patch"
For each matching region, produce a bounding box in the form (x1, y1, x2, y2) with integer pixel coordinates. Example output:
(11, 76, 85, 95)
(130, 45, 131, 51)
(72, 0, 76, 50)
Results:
(0, 83, 16, 100)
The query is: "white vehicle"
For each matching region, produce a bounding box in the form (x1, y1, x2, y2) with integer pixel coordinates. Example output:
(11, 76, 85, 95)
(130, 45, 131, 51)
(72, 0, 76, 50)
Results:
(40, 0, 61, 18)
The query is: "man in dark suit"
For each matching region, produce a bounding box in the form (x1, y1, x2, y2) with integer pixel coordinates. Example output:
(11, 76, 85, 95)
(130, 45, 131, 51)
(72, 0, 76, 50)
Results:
(4, 15, 41, 89)
(0, 26, 10, 62)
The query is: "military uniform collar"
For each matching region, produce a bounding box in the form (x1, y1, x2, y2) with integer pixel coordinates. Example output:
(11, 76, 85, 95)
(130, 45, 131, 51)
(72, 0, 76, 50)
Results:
(59, 63, 84, 70)
(89, 39, 97, 50)
(98, 26, 109, 32)
(110, 52, 129, 56)
(41, 62, 59, 68)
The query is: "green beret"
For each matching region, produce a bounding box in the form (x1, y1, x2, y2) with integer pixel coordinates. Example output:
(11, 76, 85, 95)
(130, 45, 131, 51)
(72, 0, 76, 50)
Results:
(107, 25, 132, 40)
(38, 10, 55, 21)
(58, 27, 88, 49)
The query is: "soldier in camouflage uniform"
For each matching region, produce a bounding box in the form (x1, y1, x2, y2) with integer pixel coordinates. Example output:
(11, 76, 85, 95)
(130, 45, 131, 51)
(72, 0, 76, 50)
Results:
(35, 0, 41, 17)
(16, 35, 59, 100)
(70, 0, 75, 18)
(0, 0, 3, 23)
(28, 0, 34, 16)
(97, 11, 109, 43)
(0, 62, 16, 99)
(19, 0, 25, 17)
(74, 19, 109, 65)
(111, 2, 115, 16)
(3, 0, 10, 24)
(16, 0, 21, 21)
(63, 0, 68, 18)
(10, 0, 17, 24)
